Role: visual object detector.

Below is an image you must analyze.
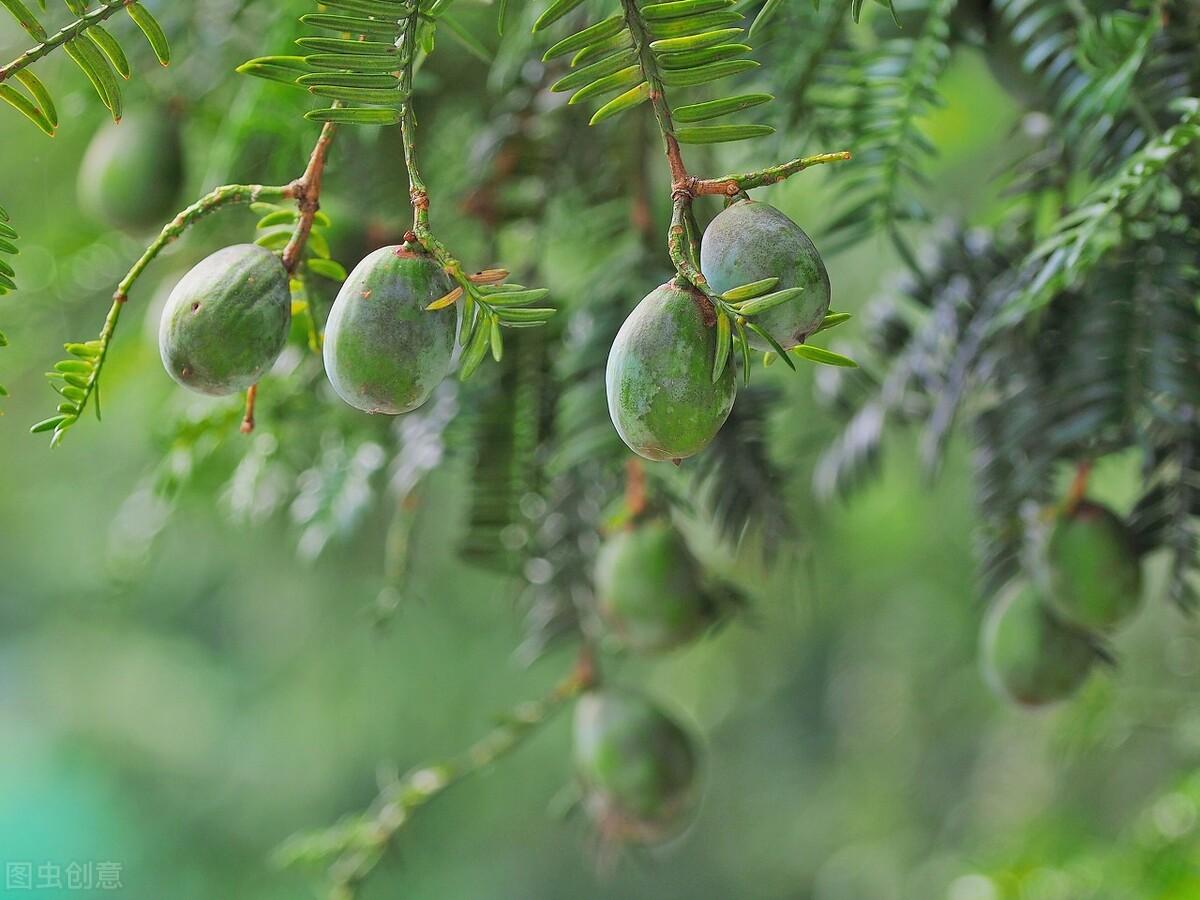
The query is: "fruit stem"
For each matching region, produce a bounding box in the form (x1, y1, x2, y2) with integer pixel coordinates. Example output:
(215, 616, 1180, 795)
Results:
(240, 384, 258, 434)
(393, 14, 478, 308)
(1063, 459, 1093, 515)
(625, 458, 647, 524)
(398, 10, 431, 236)
(394, 13, 545, 364)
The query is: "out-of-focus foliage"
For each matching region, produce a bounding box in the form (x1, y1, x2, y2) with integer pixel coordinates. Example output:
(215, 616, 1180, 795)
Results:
(2, 0, 1200, 897)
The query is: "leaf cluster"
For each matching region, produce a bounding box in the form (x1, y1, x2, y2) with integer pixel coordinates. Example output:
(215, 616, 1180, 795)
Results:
(0, 0, 169, 134)
(535, 0, 777, 142)
(238, 0, 490, 126)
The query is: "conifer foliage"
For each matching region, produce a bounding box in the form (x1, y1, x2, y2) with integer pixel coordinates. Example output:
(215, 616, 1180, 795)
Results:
(1, 0, 1198, 896)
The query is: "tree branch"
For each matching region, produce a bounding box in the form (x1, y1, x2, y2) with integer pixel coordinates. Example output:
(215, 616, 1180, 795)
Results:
(692, 150, 852, 196)
(276, 651, 598, 900)
(0, 0, 132, 84)
(41, 115, 342, 444)
(282, 119, 338, 275)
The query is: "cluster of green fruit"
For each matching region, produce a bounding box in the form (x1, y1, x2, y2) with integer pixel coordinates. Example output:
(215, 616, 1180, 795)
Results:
(606, 197, 830, 462)
(570, 515, 731, 843)
(76, 114, 472, 413)
(157, 241, 465, 413)
(982, 497, 1144, 707)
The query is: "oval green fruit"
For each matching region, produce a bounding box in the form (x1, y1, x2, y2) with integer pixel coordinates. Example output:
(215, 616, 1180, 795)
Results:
(699, 199, 831, 350)
(159, 244, 291, 396)
(79, 111, 185, 233)
(606, 282, 736, 462)
(1041, 499, 1142, 633)
(573, 689, 698, 844)
(594, 519, 716, 652)
(980, 580, 1098, 708)
(323, 246, 456, 415)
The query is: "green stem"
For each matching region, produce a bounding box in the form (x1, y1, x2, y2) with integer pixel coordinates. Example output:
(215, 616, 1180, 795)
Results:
(0, 0, 130, 84)
(49, 183, 291, 445)
(276, 656, 597, 900)
(668, 196, 707, 292)
(693, 150, 852, 196)
(618, 0, 688, 186)
(114, 183, 291, 301)
(615, 0, 847, 303)
(394, 16, 494, 318)
(668, 196, 740, 319)
(398, 12, 430, 233)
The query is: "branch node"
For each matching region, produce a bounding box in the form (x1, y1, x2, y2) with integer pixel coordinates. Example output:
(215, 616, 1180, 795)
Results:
(671, 177, 698, 202)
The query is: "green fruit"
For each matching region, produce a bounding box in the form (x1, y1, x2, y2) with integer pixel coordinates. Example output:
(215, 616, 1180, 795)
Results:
(573, 689, 698, 844)
(699, 199, 831, 351)
(79, 112, 184, 232)
(1041, 500, 1142, 633)
(981, 581, 1098, 707)
(323, 246, 456, 415)
(594, 519, 716, 652)
(606, 282, 735, 462)
(159, 244, 291, 396)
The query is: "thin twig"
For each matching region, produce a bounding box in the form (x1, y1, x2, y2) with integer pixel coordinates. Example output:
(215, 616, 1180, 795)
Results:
(0, 0, 132, 84)
(47, 182, 294, 444)
(240, 384, 258, 434)
(276, 652, 599, 900)
(692, 150, 852, 196)
(614, 0, 846, 308)
(282, 119, 339, 274)
(1064, 460, 1093, 514)
(55, 114, 340, 443)
(247, 119, 341, 435)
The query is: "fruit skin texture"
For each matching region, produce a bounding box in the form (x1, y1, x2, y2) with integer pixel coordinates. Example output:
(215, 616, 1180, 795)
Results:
(981, 581, 1097, 707)
(79, 112, 184, 233)
(573, 689, 697, 844)
(699, 199, 831, 351)
(606, 282, 736, 462)
(594, 520, 715, 652)
(323, 246, 456, 415)
(1041, 500, 1142, 633)
(159, 244, 291, 396)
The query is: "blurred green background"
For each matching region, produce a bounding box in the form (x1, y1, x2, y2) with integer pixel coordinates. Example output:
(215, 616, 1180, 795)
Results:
(3, 2, 1200, 898)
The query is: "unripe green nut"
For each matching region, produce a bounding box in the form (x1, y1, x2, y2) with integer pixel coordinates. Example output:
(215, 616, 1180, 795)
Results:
(79, 111, 185, 233)
(700, 199, 831, 351)
(606, 282, 735, 461)
(159, 244, 291, 396)
(573, 688, 698, 844)
(323, 246, 456, 415)
(980, 580, 1098, 707)
(593, 519, 716, 652)
(1041, 499, 1142, 633)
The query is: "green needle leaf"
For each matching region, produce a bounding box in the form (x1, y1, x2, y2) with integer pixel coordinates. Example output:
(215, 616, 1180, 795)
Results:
(713, 310, 731, 382)
(721, 277, 778, 301)
(790, 345, 859, 367)
(589, 81, 651, 125)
